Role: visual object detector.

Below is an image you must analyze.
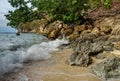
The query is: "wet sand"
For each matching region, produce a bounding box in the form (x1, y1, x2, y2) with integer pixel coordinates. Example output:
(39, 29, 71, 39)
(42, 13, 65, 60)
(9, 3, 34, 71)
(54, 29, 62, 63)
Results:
(4, 48, 104, 81)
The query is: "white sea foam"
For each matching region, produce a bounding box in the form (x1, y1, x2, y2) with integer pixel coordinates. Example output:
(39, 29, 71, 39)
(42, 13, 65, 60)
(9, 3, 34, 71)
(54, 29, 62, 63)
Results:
(0, 38, 69, 74)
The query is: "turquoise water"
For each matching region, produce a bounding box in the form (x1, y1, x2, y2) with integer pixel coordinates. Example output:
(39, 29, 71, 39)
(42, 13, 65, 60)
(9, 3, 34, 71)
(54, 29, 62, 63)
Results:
(0, 33, 47, 74)
(0, 33, 47, 50)
(0, 33, 69, 75)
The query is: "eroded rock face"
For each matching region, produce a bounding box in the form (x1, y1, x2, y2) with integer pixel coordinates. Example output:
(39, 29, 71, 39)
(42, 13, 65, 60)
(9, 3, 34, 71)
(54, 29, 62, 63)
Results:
(67, 51, 92, 67)
(92, 56, 120, 80)
(99, 18, 114, 33)
(67, 41, 92, 67)
(48, 30, 59, 39)
(67, 31, 79, 41)
(67, 36, 105, 67)
(74, 25, 86, 32)
(111, 14, 120, 35)
(114, 42, 120, 50)
(61, 27, 73, 36)
(67, 32, 120, 67)
(41, 20, 64, 39)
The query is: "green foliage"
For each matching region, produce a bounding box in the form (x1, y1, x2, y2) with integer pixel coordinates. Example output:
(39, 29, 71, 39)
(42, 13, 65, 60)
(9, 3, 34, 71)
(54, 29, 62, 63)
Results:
(30, 0, 90, 24)
(6, 0, 118, 29)
(90, 0, 113, 9)
(8, 0, 28, 8)
(104, 0, 112, 9)
(6, 0, 42, 28)
(5, 7, 31, 28)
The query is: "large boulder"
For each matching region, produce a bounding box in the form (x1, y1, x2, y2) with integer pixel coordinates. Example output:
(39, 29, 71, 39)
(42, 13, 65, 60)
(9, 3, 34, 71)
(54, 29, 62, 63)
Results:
(39, 20, 64, 38)
(111, 14, 120, 35)
(48, 30, 59, 39)
(67, 51, 92, 67)
(67, 31, 79, 41)
(113, 42, 120, 50)
(61, 27, 73, 36)
(70, 33, 98, 50)
(91, 27, 100, 36)
(74, 25, 86, 32)
(67, 40, 104, 67)
(99, 18, 114, 33)
(111, 24, 120, 35)
(92, 56, 120, 80)
(96, 51, 114, 59)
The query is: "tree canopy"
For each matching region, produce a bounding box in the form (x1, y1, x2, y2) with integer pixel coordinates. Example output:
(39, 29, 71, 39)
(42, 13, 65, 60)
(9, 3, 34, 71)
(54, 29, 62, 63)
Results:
(5, 0, 115, 28)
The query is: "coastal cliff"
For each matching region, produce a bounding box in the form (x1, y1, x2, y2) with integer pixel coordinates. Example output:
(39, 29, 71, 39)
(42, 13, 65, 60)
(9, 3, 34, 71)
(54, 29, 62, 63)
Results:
(19, 2, 120, 80)
(7, 1, 120, 80)
(19, 1, 120, 41)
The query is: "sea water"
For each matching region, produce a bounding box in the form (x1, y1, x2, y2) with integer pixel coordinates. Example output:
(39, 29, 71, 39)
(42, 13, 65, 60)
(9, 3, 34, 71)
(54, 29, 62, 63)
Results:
(0, 33, 69, 75)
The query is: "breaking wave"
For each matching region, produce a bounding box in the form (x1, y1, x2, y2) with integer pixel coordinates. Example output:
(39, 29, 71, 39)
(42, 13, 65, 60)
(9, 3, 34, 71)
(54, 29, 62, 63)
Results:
(0, 33, 69, 75)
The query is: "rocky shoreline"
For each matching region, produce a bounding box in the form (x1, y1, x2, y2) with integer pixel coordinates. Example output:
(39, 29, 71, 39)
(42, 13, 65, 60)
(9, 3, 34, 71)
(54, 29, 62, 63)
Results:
(1, 48, 120, 81)
(0, 49, 101, 81)
(15, 2, 120, 80)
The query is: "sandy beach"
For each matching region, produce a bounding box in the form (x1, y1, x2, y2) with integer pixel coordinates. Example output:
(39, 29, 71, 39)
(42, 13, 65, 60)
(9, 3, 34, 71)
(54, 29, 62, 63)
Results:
(2, 48, 103, 81)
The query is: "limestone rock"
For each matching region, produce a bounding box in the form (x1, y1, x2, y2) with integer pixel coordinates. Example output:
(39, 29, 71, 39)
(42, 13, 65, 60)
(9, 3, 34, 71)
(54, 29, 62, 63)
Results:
(100, 26, 112, 33)
(91, 27, 100, 36)
(114, 42, 120, 50)
(67, 51, 92, 67)
(108, 35, 120, 42)
(96, 51, 114, 59)
(80, 30, 91, 36)
(61, 28, 73, 36)
(67, 31, 79, 41)
(111, 24, 120, 35)
(67, 40, 104, 67)
(111, 14, 120, 35)
(74, 25, 86, 32)
(48, 30, 59, 39)
(99, 18, 114, 33)
(92, 56, 120, 80)
(90, 41, 104, 55)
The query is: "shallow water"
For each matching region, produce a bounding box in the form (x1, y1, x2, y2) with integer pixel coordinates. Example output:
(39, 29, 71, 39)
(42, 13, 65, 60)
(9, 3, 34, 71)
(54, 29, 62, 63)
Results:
(0, 33, 69, 75)
(0, 33, 120, 81)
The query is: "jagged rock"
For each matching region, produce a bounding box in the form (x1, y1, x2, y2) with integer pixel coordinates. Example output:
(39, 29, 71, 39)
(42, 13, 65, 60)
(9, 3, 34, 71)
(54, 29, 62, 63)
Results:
(99, 18, 114, 33)
(84, 41, 104, 55)
(38, 26, 50, 35)
(67, 40, 104, 67)
(80, 30, 91, 36)
(61, 27, 73, 36)
(92, 56, 120, 80)
(93, 35, 109, 42)
(100, 26, 112, 33)
(48, 30, 59, 39)
(111, 14, 120, 35)
(67, 51, 92, 67)
(67, 31, 79, 41)
(103, 45, 113, 51)
(74, 25, 86, 32)
(114, 42, 120, 50)
(38, 20, 64, 38)
(111, 25, 120, 35)
(90, 41, 104, 55)
(79, 33, 97, 42)
(91, 27, 100, 36)
(108, 35, 119, 42)
(70, 33, 97, 49)
(96, 51, 114, 59)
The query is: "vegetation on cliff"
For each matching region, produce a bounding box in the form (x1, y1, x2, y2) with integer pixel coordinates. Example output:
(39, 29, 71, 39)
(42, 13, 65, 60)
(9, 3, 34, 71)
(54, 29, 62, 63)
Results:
(5, 0, 117, 29)
(4, 0, 120, 80)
